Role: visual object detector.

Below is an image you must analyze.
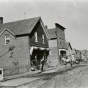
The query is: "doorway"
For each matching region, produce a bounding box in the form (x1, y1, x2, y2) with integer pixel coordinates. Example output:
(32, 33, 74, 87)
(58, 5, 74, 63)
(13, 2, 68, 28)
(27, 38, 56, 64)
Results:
(30, 49, 47, 70)
(60, 50, 67, 62)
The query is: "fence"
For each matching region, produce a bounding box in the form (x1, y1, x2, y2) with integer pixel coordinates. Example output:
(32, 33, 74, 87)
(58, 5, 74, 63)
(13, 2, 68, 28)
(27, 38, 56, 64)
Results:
(0, 64, 29, 77)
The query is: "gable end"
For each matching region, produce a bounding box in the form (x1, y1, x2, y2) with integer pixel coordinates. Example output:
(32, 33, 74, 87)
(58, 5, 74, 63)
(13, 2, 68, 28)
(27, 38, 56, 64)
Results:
(39, 18, 49, 40)
(0, 28, 15, 37)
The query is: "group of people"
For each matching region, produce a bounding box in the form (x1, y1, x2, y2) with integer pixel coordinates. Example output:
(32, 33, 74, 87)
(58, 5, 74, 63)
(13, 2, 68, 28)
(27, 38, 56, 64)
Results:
(31, 55, 45, 72)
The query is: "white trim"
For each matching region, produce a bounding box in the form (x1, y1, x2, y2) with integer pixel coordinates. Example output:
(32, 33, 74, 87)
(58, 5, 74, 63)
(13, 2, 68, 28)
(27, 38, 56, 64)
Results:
(46, 48, 50, 51)
(59, 49, 67, 55)
(39, 47, 45, 50)
(42, 34, 44, 43)
(30, 46, 49, 52)
(0, 28, 15, 37)
(35, 32, 38, 42)
(5, 34, 10, 45)
(33, 46, 39, 49)
(30, 46, 34, 55)
(40, 18, 50, 40)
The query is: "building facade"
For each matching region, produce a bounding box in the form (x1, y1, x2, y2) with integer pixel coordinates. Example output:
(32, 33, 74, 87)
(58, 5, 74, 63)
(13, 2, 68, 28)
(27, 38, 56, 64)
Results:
(55, 23, 67, 64)
(48, 23, 66, 66)
(0, 17, 49, 76)
(48, 28, 58, 66)
(80, 50, 88, 61)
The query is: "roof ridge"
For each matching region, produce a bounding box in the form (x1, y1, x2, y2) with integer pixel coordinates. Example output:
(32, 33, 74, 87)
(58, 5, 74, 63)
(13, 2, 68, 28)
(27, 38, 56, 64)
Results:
(0, 16, 40, 25)
(0, 16, 41, 35)
(48, 28, 56, 30)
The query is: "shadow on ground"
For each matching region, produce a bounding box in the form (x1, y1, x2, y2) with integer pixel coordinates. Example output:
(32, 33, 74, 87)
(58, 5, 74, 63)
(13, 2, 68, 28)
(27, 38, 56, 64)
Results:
(26, 64, 88, 81)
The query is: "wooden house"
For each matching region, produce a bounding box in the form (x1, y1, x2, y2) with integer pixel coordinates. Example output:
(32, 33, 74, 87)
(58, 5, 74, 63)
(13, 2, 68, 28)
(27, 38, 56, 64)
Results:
(80, 50, 87, 61)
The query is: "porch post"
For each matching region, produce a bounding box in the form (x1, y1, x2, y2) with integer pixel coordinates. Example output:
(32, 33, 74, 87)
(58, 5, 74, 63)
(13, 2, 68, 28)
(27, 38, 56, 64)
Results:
(47, 50, 50, 67)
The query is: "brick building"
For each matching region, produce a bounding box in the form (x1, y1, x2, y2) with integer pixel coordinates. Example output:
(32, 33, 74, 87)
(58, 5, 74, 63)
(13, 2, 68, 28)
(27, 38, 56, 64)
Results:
(48, 28, 58, 66)
(0, 17, 49, 76)
(48, 23, 66, 66)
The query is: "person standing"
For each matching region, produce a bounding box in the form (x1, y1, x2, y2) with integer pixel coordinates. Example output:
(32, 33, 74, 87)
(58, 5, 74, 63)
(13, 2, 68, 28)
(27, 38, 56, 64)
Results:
(35, 56, 38, 70)
(41, 56, 45, 72)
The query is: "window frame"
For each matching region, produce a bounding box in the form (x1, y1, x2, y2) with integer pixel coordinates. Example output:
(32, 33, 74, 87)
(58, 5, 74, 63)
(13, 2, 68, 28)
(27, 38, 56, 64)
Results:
(42, 34, 44, 43)
(5, 34, 10, 45)
(35, 32, 38, 42)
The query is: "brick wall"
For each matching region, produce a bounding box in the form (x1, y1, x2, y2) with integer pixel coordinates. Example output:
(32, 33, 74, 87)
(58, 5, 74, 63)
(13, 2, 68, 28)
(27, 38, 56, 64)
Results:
(49, 47, 58, 66)
(49, 39, 58, 66)
(56, 26, 66, 49)
(0, 30, 30, 75)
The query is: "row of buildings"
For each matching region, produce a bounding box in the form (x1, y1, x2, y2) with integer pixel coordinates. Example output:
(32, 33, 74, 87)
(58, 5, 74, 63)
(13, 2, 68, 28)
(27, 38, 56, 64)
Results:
(0, 16, 87, 76)
(48, 25, 88, 66)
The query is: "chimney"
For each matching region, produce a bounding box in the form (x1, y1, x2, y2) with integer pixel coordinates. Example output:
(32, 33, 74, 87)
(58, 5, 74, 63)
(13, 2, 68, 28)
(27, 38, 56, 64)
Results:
(0, 17, 3, 24)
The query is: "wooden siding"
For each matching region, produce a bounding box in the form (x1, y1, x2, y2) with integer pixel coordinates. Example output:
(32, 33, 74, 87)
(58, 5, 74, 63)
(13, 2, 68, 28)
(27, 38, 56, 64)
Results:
(49, 39, 57, 48)
(30, 21, 48, 48)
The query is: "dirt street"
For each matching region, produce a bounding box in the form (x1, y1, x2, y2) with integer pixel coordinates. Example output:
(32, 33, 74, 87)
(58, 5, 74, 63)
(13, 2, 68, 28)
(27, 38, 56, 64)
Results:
(17, 63, 88, 88)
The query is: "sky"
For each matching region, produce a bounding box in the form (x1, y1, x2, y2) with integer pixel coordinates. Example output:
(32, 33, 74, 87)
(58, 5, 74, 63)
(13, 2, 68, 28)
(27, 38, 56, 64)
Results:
(0, 0, 88, 50)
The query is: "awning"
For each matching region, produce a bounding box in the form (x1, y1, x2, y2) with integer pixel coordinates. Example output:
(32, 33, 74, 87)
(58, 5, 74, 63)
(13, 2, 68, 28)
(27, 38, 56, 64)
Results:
(33, 46, 39, 50)
(30, 46, 50, 54)
(45, 48, 50, 51)
(39, 47, 45, 50)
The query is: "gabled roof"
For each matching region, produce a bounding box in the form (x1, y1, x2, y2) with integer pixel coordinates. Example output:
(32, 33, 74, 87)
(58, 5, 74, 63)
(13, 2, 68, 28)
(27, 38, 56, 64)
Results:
(0, 28, 15, 36)
(47, 28, 57, 40)
(74, 50, 81, 58)
(71, 48, 76, 55)
(79, 50, 87, 56)
(0, 17, 40, 36)
(55, 23, 66, 30)
(66, 42, 72, 50)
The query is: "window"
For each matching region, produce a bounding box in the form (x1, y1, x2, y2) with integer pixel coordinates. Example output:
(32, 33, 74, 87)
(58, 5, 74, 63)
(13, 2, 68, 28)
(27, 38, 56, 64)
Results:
(5, 34, 10, 45)
(35, 32, 38, 42)
(42, 34, 44, 43)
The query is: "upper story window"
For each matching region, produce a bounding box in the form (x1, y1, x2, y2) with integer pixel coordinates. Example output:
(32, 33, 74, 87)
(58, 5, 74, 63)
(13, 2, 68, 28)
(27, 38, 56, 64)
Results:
(35, 32, 38, 42)
(42, 34, 44, 43)
(5, 34, 10, 45)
